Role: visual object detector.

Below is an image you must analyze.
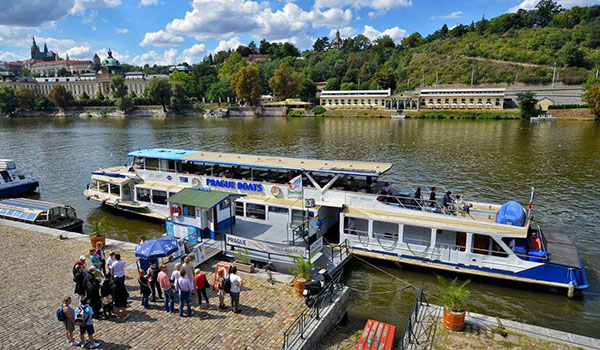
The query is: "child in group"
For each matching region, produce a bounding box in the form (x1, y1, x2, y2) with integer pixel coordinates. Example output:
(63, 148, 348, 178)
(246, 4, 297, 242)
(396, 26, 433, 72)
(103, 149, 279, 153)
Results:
(138, 270, 151, 308)
(100, 272, 114, 319)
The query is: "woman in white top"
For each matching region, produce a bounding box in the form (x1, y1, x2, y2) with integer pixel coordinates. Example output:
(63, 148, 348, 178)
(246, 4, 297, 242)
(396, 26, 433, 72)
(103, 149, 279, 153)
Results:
(182, 256, 196, 294)
(171, 263, 182, 282)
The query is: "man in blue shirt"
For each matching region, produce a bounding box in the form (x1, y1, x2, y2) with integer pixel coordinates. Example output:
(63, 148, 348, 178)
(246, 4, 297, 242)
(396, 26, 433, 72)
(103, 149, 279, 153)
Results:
(315, 215, 323, 233)
(78, 298, 100, 349)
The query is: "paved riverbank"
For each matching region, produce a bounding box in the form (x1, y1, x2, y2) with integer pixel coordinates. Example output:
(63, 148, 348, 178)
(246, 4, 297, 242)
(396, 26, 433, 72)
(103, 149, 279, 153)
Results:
(0, 222, 305, 350)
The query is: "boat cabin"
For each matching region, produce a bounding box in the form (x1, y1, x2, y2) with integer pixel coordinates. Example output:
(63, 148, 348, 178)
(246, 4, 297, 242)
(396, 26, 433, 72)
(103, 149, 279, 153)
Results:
(0, 198, 83, 232)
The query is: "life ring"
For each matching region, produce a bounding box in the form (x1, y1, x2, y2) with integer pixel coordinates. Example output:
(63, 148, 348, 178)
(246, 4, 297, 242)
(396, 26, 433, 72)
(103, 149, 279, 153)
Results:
(170, 204, 181, 216)
(271, 185, 282, 197)
(191, 177, 201, 187)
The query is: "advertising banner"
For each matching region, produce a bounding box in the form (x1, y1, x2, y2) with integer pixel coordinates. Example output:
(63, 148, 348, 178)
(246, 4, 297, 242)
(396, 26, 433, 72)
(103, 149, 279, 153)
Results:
(194, 243, 207, 265)
(226, 234, 306, 257)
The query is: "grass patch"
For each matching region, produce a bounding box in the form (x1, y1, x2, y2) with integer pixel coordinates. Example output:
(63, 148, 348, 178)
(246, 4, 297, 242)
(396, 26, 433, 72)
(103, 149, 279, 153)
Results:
(406, 109, 520, 120)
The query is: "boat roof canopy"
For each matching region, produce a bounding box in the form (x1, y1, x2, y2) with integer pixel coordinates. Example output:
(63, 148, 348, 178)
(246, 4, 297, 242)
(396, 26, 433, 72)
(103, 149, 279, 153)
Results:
(168, 188, 243, 209)
(0, 198, 66, 222)
(129, 149, 393, 177)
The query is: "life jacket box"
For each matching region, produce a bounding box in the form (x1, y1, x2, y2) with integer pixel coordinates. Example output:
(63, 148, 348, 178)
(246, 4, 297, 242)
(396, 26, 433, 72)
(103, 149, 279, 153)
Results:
(213, 262, 232, 290)
(528, 250, 547, 262)
(356, 319, 395, 350)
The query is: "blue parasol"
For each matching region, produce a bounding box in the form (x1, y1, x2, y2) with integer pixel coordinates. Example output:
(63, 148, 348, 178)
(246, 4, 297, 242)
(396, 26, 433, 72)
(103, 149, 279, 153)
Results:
(135, 238, 179, 260)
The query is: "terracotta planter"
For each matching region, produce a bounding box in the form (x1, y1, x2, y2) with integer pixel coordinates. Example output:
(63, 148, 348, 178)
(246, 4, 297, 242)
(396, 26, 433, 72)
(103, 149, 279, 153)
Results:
(90, 235, 106, 249)
(233, 261, 254, 273)
(294, 277, 306, 295)
(443, 306, 466, 331)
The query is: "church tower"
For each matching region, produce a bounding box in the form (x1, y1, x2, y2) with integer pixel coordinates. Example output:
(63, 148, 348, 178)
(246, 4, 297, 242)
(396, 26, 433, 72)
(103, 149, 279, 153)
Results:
(31, 36, 40, 59)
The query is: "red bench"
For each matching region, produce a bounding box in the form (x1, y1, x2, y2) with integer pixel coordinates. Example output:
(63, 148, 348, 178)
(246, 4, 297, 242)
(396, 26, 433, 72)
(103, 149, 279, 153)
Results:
(356, 319, 396, 350)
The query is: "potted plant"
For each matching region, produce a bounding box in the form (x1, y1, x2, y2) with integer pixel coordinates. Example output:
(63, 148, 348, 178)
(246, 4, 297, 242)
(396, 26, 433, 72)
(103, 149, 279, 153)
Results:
(437, 276, 470, 331)
(88, 217, 106, 249)
(233, 248, 254, 273)
(290, 254, 314, 295)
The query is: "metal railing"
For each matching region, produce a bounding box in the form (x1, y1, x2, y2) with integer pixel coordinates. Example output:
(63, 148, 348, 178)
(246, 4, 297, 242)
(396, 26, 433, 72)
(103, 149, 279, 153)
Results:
(398, 284, 438, 350)
(281, 268, 344, 350)
(323, 238, 351, 263)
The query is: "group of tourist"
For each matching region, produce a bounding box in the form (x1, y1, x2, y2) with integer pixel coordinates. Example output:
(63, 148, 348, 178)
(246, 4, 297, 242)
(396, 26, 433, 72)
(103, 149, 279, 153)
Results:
(62, 243, 129, 348)
(380, 183, 473, 215)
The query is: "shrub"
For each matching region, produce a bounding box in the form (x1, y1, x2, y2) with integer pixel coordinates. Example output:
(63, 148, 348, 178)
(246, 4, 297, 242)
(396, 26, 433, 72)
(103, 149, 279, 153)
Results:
(312, 105, 326, 115)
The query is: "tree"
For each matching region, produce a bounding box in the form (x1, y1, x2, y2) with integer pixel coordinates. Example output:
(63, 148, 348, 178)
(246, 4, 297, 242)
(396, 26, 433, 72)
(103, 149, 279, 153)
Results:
(218, 52, 247, 90)
(169, 71, 197, 97)
(110, 75, 128, 99)
(340, 82, 357, 90)
(115, 96, 134, 112)
(206, 82, 228, 107)
(145, 78, 171, 112)
(299, 77, 317, 99)
(313, 36, 330, 52)
(0, 86, 17, 116)
(516, 91, 540, 119)
(57, 67, 69, 77)
(80, 91, 90, 101)
(326, 77, 340, 90)
(562, 43, 586, 67)
(374, 69, 396, 89)
(269, 63, 303, 101)
(535, 0, 563, 26)
(248, 41, 258, 54)
(35, 95, 53, 110)
(352, 34, 372, 50)
(48, 84, 73, 111)
(15, 87, 37, 111)
(374, 35, 395, 48)
(583, 84, 600, 120)
(170, 82, 188, 112)
(402, 32, 423, 48)
(231, 64, 262, 105)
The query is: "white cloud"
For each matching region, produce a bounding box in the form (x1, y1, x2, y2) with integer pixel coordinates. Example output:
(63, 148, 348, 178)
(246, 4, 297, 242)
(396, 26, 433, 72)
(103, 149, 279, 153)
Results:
(70, 0, 122, 14)
(314, 0, 411, 11)
(140, 30, 185, 47)
(96, 48, 130, 63)
(0, 0, 74, 26)
(36, 37, 78, 52)
(132, 48, 178, 66)
(65, 45, 92, 59)
(180, 43, 207, 63)
(362, 25, 407, 43)
(214, 37, 243, 52)
(430, 11, 463, 20)
(328, 26, 356, 38)
(0, 50, 22, 62)
(509, 0, 597, 12)
(116, 28, 129, 34)
(140, 0, 158, 5)
(165, 0, 351, 45)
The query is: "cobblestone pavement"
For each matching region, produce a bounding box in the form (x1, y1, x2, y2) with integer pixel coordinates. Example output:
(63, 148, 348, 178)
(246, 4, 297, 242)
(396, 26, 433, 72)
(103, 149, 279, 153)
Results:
(0, 225, 305, 350)
(316, 326, 361, 350)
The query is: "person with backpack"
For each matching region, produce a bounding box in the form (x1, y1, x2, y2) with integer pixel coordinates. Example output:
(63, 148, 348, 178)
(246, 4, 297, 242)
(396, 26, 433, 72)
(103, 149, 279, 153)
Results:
(138, 269, 151, 308)
(228, 266, 243, 314)
(100, 273, 114, 319)
(75, 298, 100, 349)
(57, 296, 78, 346)
(194, 269, 210, 307)
(217, 268, 226, 309)
(146, 259, 162, 302)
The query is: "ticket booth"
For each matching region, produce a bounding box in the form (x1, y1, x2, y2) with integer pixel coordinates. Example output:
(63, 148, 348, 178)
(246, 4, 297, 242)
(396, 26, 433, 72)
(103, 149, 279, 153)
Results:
(165, 188, 244, 242)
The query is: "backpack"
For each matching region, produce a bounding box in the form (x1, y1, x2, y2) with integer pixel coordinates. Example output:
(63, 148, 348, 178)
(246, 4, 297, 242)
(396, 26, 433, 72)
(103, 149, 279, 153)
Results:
(56, 306, 66, 322)
(223, 275, 232, 294)
(74, 306, 87, 326)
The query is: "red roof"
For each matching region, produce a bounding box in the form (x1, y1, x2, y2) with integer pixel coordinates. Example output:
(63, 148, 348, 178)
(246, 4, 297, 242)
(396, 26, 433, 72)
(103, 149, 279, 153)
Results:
(32, 60, 93, 67)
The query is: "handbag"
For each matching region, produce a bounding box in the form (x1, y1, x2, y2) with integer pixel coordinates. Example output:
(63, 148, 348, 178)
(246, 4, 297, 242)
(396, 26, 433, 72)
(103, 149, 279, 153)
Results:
(102, 295, 113, 305)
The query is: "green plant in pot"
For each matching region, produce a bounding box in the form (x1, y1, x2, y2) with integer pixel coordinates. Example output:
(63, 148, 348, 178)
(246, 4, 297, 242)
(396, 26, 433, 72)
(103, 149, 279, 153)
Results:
(88, 217, 106, 249)
(290, 254, 314, 295)
(233, 248, 254, 273)
(437, 275, 470, 331)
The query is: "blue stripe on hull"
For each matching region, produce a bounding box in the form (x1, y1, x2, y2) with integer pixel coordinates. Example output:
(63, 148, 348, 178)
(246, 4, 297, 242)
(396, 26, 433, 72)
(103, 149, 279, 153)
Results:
(0, 181, 39, 198)
(351, 247, 588, 291)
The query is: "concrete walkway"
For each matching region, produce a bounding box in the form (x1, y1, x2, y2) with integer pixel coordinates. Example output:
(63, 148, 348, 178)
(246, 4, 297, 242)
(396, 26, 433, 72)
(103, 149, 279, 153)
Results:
(0, 221, 306, 349)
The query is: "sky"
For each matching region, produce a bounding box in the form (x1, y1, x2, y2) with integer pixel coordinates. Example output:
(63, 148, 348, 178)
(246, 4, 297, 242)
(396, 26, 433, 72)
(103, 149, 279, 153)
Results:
(0, 0, 597, 66)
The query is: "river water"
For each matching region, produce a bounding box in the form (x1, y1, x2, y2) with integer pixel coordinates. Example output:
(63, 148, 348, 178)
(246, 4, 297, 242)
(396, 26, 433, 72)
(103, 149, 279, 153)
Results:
(1, 117, 598, 337)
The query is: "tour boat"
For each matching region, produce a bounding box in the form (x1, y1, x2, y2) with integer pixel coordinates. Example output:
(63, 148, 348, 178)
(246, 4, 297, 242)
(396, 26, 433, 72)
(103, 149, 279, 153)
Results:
(531, 112, 557, 122)
(84, 149, 588, 295)
(390, 113, 406, 119)
(0, 159, 39, 198)
(0, 198, 83, 232)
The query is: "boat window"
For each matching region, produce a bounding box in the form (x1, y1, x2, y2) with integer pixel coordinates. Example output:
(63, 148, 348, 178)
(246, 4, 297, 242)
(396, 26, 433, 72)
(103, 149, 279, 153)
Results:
(491, 239, 509, 258)
(436, 229, 464, 251)
(90, 179, 99, 191)
(137, 188, 151, 202)
(168, 192, 177, 198)
(472, 234, 491, 255)
(109, 184, 120, 196)
(246, 203, 266, 220)
(455, 232, 466, 252)
(182, 205, 195, 217)
(98, 181, 108, 193)
(219, 198, 230, 210)
(269, 206, 289, 215)
(373, 221, 398, 240)
(343, 216, 368, 236)
(132, 157, 144, 169)
(145, 158, 159, 171)
(159, 159, 176, 173)
(152, 190, 168, 205)
(235, 201, 244, 216)
(403, 225, 431, 246)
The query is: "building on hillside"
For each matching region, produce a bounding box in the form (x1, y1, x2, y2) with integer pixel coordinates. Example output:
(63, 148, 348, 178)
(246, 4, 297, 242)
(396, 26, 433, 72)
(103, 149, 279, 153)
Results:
(536, 97, 555, 111)
(31, 59, 93, 77)
(418, 88, 506, 109)
(243, 54, 269, 64)
(30, 37, 60, 62)
(504, 85, 584, 108)
(0, 49, 166, 99)
(263, 98, 312, 109)
(315, 81, 327, 91)
(260, 95, 276, 104)
(168, 65, 190, 74)
(387, 92, 420, 110)
(319, 89, 391, 109)
(330, 30, 343, 50)
(93, 54, 101, 66)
